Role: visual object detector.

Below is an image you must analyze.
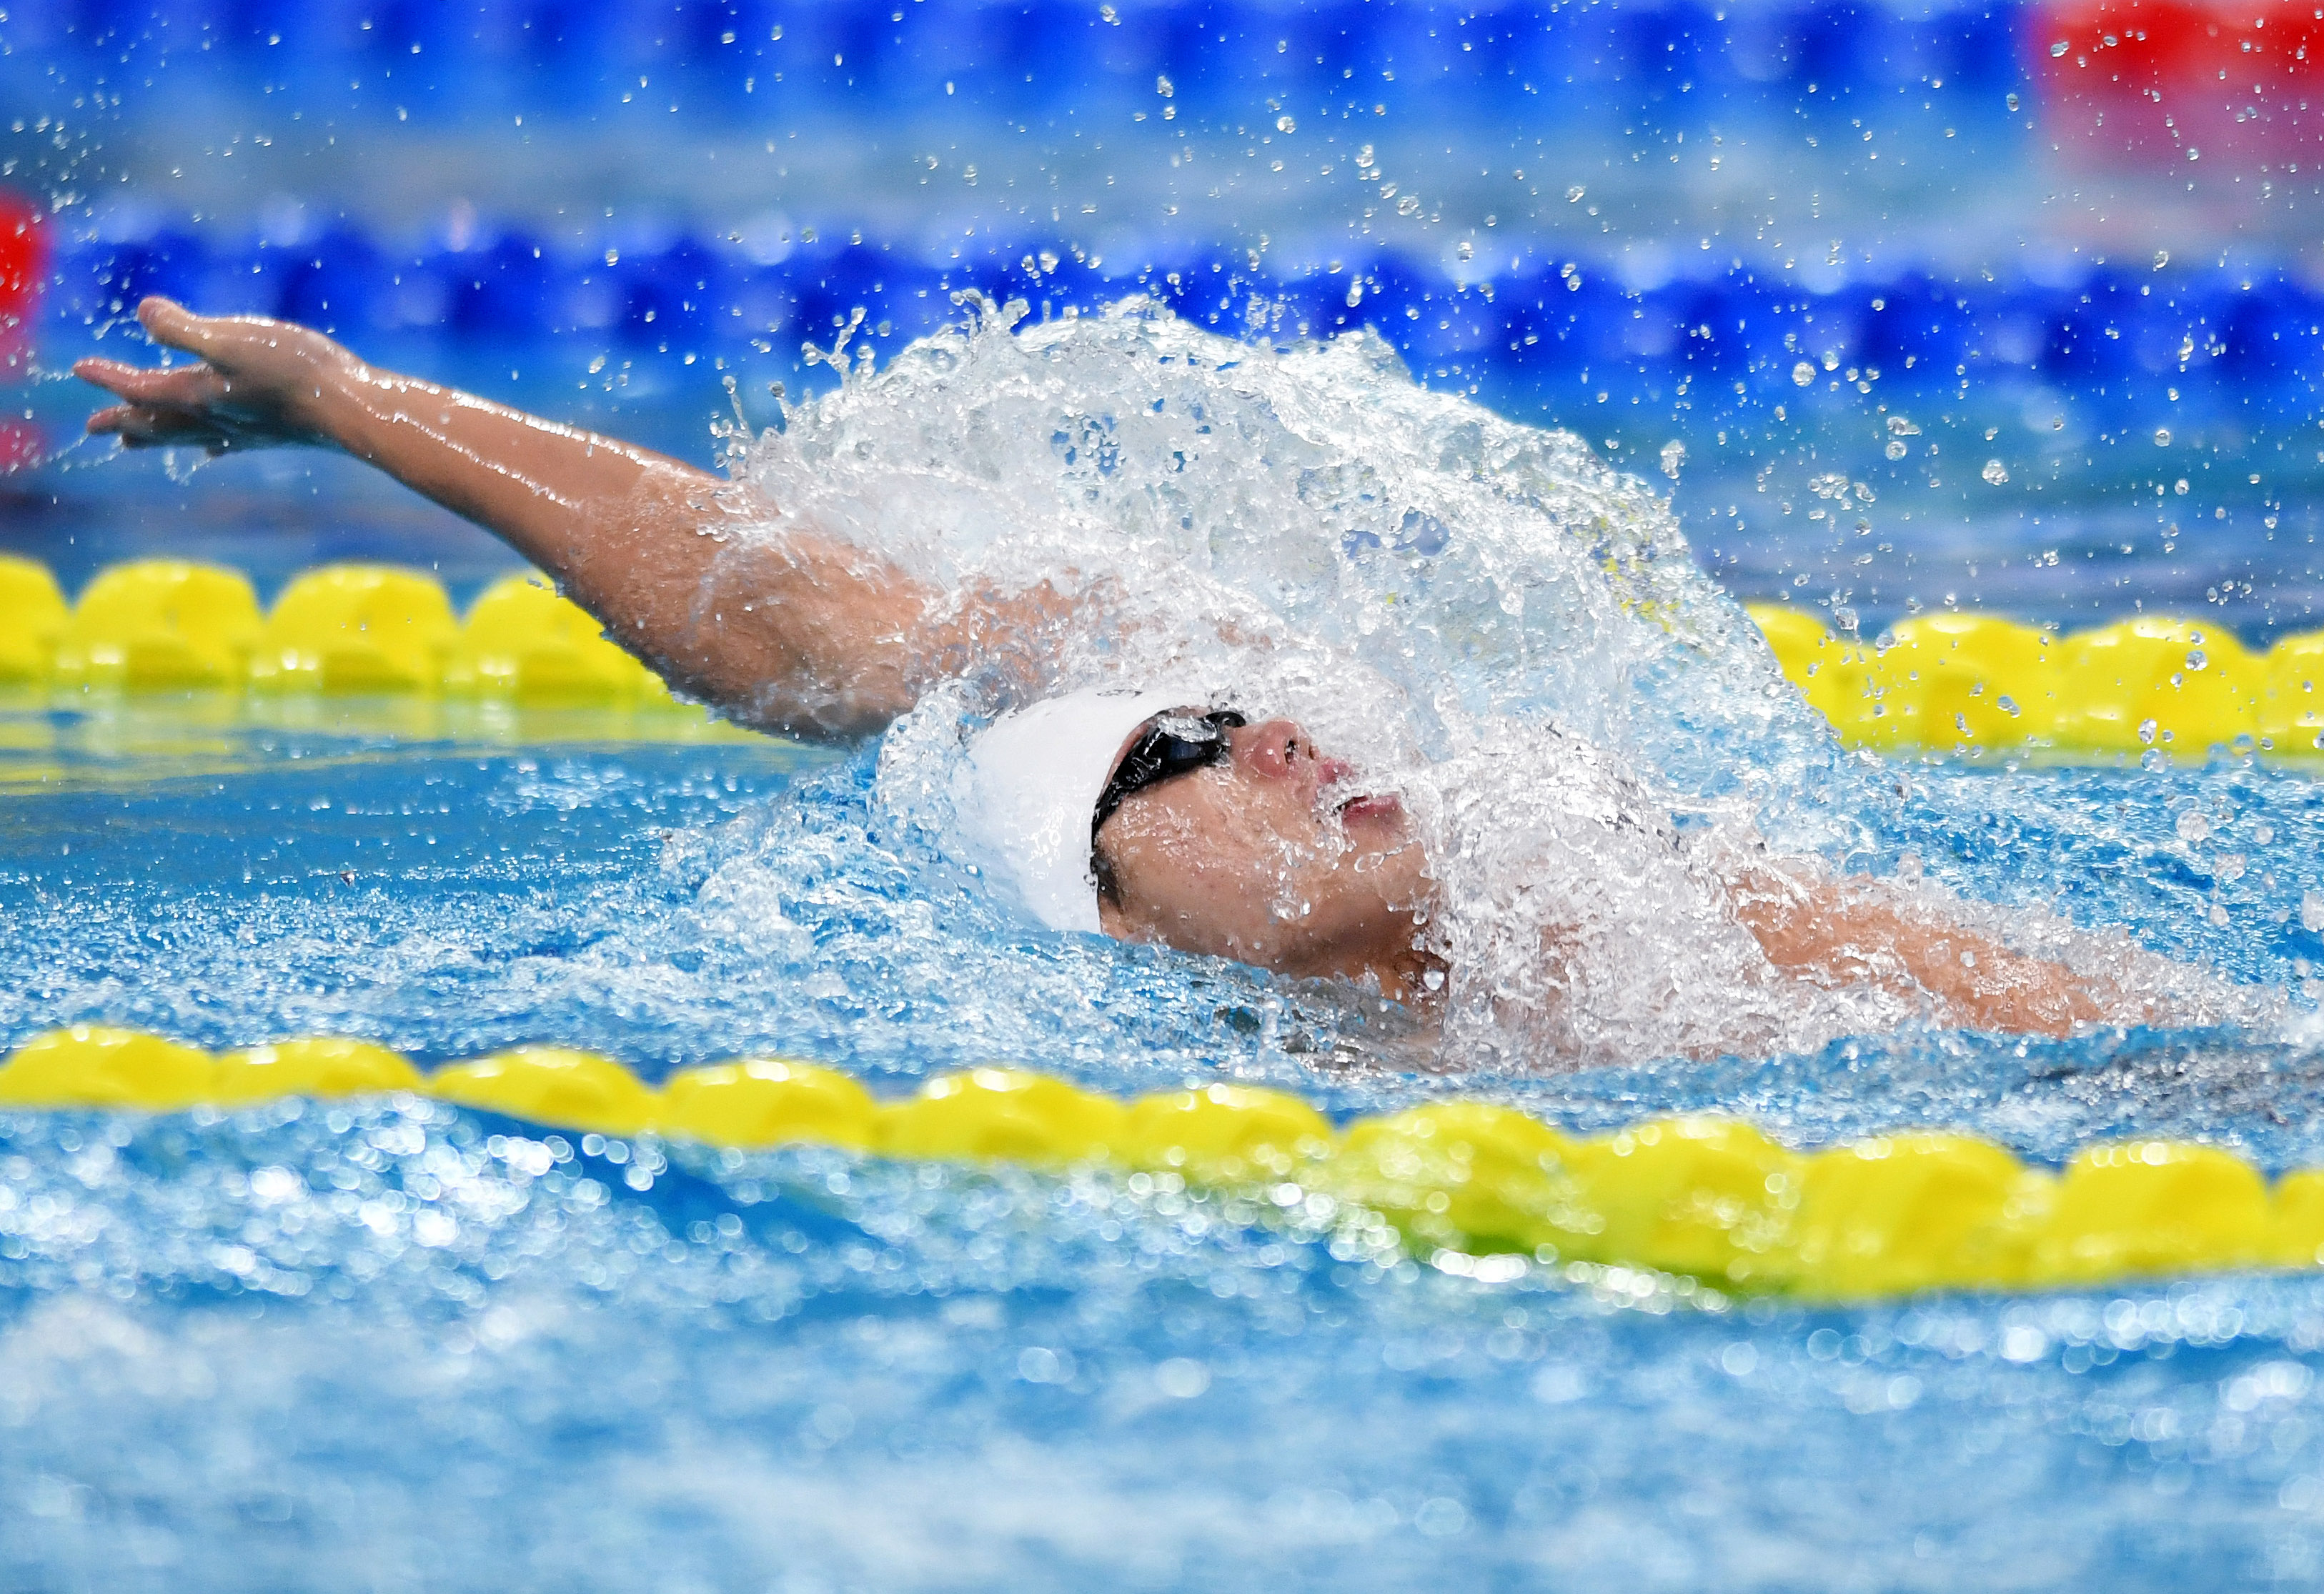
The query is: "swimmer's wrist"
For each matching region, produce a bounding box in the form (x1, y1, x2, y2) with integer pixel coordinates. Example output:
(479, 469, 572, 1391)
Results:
(294, 347, 395, 452)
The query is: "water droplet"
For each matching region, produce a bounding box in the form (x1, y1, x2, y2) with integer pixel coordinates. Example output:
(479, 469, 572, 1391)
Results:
(1276, 114, 1297, 134)
(1792, 362, 1816, 387)
(2176, 810, 2211, 844)
(1659, 441, 1687, 479)
(2137, 718, 2159, 746)
(2185, 648, 2208, 672)
(2154, 427, 2172, 446)
(2050, 39, 2070, 55)
(1982, 459, 2010, 485)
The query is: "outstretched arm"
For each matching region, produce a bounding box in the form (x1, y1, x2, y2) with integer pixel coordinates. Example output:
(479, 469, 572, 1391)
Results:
(76, 297, 1066, 739)
(1726, 864, 2106, 1037)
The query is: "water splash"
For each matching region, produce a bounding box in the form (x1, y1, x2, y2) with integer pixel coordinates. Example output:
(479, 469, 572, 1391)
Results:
(725, 299, 2275, 1068)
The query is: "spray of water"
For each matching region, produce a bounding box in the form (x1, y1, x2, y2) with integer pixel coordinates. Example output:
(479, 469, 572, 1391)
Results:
(707, 296, 2264, 1070)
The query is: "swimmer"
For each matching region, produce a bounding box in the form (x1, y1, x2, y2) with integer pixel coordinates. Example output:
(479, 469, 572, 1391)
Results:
(76, 297, 2110, 1049)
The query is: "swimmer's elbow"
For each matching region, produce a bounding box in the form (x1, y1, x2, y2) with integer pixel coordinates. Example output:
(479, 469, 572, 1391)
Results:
(720, 674, 919, 744)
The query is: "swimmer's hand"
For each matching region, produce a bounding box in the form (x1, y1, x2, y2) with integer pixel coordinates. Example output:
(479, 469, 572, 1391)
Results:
(75, 297, 349, 454)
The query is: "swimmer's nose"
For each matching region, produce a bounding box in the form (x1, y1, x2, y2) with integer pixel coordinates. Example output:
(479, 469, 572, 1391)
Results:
(1238, 719, 1341, 786)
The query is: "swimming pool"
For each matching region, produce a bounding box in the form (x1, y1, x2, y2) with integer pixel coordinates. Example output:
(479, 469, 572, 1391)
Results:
(10, 1, 2324, 1587)
(6, 694, 2324, 1589)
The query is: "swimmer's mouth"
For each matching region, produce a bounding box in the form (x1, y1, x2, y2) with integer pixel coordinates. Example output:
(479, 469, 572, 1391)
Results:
(1334, 792, 1404, 828)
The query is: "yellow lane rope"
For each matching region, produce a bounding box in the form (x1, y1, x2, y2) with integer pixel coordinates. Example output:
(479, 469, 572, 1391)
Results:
(3, 1025, 2319, 1302)
(1, 555, 2316, 756)
(1749, 603, 2324, 757)
(0, 556, 683, 706)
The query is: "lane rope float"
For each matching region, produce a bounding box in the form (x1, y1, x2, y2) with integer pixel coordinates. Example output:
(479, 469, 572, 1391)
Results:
(1, 556, 2318, 758)
(1749, 602, 2324, 757)
(0, 556, 687, 707)
(3, 1025, 2322, 1302)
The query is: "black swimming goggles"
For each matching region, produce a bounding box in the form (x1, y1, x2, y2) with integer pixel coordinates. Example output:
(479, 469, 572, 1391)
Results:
(1091, 709, 1247, 841)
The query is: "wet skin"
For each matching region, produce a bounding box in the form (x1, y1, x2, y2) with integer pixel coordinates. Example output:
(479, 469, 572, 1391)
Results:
(1093, 713, 2105, 1035)
(1094, 716, 1442, 1005)
(74, 297, 1061, 739)
(78, 298, 2106, 1041)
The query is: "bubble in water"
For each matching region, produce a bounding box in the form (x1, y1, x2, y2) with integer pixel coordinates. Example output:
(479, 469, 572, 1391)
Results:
(1982, 459, 2010, 485)
(1154, 1358, 1211, 1398)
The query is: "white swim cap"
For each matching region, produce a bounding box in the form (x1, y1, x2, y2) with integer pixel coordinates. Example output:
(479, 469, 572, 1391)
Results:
(949, 688, 1188, 935)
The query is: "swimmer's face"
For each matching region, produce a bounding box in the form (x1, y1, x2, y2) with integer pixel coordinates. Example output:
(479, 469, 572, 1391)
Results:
(1093, 717, 1434, 995)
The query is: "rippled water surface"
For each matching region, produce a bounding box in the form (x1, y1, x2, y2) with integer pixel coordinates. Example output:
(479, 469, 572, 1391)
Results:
(9, 296, 2324, 1589)
(1, 682, 2322, 1588)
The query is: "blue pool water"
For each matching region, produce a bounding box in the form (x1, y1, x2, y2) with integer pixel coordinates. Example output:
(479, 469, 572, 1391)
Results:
(13, 0, 2324, 1585)
(4, 709, 2324, 1588)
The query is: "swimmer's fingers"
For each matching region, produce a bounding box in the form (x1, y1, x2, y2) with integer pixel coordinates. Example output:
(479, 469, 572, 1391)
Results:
(133, 296, 282, 369)
(136, 296, 349, 382)
(75, 354, 234, 412)
(77, 358, 264, 450)
(83, 402, 233, 452)
(77, 313, 337, 451)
